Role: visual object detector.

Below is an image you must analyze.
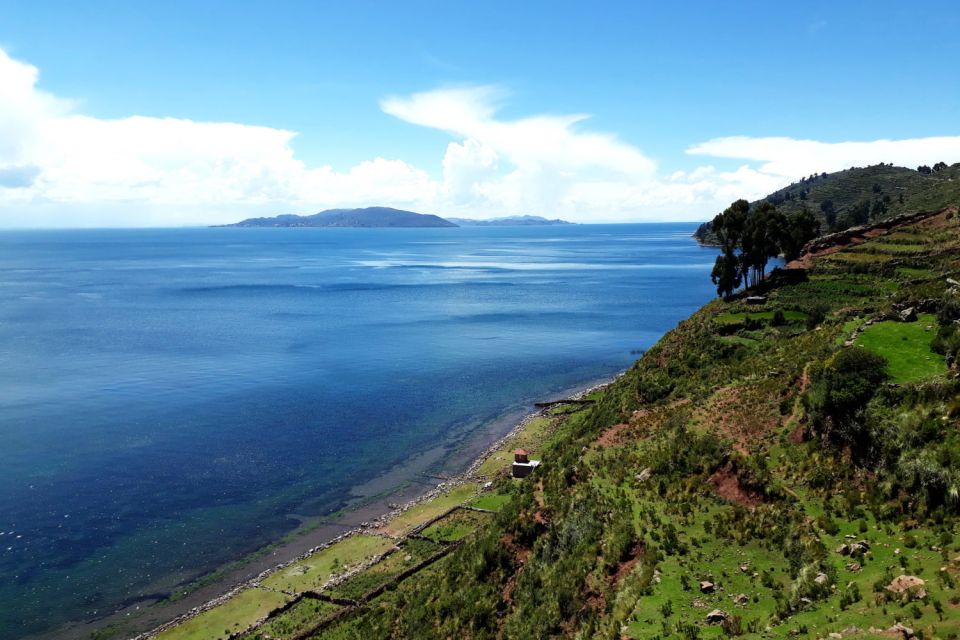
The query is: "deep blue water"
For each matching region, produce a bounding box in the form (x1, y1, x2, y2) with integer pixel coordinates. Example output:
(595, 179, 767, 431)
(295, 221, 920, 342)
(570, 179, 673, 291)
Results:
(0, 224, 716, 638)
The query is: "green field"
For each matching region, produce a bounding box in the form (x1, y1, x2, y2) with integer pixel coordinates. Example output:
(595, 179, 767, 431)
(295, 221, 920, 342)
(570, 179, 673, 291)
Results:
(326, 538, 442, 601)
(714, 309, 807, 325)
(468, 492, 512, 512)
(156, 588, 290, 640)
(260, 535, 395, 594)
(419, 509, 490, 543)
(240, 598, 339, 640)
(376, 483, 480, 537)
(855, 314, 946, 382)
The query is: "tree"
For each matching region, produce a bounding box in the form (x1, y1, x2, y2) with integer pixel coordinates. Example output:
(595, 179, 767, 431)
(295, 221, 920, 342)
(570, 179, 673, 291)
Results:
(740, 202, 784, 286)
(871, 199, 887, 219)
(779, 209, 821, 262)
(711, 249, 741, 299)
(848, 200, 870, 226)
(820, 200, 837, 230)
(712, 199, 749, 251)
(709, 199, 816, 296)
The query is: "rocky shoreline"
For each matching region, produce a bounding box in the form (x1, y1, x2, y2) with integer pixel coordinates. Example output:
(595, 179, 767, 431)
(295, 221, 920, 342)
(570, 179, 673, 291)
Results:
(130, 375, 618, 640)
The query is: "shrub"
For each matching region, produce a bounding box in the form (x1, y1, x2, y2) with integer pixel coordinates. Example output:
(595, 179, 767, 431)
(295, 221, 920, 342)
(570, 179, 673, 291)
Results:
(803, 347, 888, 456)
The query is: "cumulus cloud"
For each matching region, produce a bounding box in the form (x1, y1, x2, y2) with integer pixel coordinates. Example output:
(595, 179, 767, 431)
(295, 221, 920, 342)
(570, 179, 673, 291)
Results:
(2, 45, 959, 228)
(0, 48, 435, 226)
(381, 86, 660, 216)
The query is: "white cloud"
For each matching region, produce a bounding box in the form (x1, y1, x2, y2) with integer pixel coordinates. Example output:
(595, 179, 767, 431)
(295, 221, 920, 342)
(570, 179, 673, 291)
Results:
(688, 135, 960, 182)
(0, 48, 437, 227)
(2, 46, 959, 228)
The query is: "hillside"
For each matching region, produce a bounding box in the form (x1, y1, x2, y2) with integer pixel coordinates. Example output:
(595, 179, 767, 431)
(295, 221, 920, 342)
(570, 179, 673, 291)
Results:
(149, 208, 960, 640)
(294, 207, 959, 640)
(218, 207, 458, 228)
(446, 215, 573, 226)
(695, 163, 960, 243)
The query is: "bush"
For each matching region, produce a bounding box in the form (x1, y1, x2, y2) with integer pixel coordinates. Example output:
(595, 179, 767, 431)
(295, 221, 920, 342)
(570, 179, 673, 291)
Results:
(803, 347, 888, 455)
(805, 305, 828, 330)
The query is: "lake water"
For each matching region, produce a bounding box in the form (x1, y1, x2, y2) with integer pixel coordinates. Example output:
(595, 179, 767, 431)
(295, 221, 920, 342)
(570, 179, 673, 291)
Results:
(0, 224, 717, 638)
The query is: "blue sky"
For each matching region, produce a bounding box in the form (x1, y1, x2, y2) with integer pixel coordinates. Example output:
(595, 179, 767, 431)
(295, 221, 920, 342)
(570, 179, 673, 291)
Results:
(0, 1, 958, 227)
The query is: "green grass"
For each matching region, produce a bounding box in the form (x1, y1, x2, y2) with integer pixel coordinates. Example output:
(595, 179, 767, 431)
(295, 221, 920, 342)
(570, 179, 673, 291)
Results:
(896, 266, 934, 279)
(241, 598, 338, 640)
(156, 588, 290, 640)
(824, 251, 893, 264)
(854, 314, 946, 383)
(419, 509, 490, 543)
(714, 310, 806, 325)
(468, 492, 512, 512)
(260, 535, 395, 594)
(720, 335, 760, 347)
(851, 242, 930, 254)
(376, 483, 480, 537)
(327, 539, 442, 601)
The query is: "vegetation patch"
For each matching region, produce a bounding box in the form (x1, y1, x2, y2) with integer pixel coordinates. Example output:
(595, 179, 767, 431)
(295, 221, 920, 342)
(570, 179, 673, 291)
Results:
(419, 508, 490, 543)
(714, 310, 806, 326)
(854, 313, 946, 382)
(156, 588, 290, 640)
(326, 539, 442, 601)
(375, 483, 480, 538)
(260, 535, 395, 594)
(896, 266, 934, 279)
(468, 492, 512, 512)
(241, 598, 338, 640)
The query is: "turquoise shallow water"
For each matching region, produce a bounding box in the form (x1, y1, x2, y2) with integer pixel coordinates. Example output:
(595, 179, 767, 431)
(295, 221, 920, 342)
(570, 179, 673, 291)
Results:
(0, 223, 717, 638)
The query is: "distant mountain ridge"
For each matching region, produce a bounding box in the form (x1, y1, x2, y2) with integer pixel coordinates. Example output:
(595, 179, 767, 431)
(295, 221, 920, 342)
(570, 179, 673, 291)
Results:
(446, 215, 573, 226)
(217, 207, 458, 228)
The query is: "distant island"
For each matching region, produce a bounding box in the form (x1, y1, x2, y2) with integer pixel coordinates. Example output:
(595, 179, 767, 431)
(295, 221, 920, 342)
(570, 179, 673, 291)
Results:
(446, 215, 573, 226)
(217, 206, 458, 228)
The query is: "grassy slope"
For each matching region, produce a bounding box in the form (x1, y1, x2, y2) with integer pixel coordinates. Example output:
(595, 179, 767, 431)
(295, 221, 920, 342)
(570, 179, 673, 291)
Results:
(313, 211, 960, 639)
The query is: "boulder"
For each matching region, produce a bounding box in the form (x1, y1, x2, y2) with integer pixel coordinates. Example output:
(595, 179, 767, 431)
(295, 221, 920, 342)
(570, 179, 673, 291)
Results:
(886, 575, 926, 599)
(699, 580, 716, 593)
(899, 307, 918, 322)
(814, 572, 829, 586)
(845, 562, 862, 572)
(889, 622, 914, 639)
(835, 543, 850, 555)
(734, 593, 749, 605)
(705, 609, 728, 624)
(849, 542, 869, 555)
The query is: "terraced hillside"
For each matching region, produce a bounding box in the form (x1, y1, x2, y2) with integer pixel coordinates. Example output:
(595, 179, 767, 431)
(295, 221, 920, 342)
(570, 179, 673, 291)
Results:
(143, 207, 960, 640)
(304, 207, 960, 639)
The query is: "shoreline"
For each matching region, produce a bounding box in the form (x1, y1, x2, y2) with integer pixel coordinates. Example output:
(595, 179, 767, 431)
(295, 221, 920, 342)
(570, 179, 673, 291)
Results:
(39, 373, 618, 640)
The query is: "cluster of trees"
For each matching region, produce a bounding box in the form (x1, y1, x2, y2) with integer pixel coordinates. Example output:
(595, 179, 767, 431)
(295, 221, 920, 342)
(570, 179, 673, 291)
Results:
(709, 199, 820, 298)
(917, 162, 949, 174)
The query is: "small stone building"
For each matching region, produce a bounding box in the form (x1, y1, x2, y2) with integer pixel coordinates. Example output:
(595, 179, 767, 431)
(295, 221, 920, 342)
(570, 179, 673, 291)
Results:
(512, 449, 541, 478)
